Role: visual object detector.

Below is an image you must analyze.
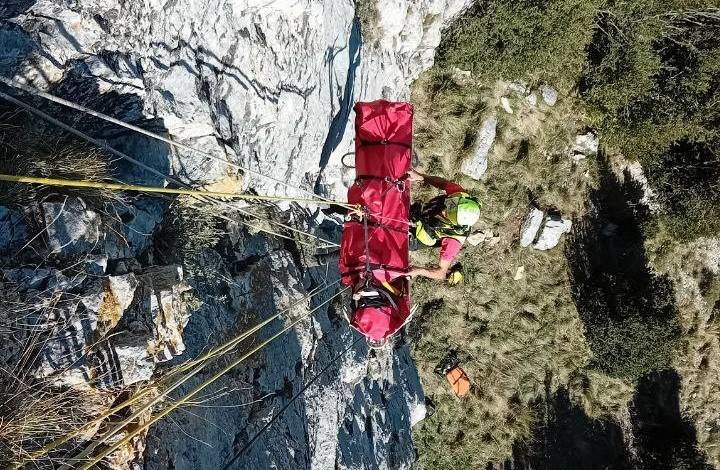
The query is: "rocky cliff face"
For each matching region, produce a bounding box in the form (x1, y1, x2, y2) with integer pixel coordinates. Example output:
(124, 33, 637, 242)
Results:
(4, 0, 472, 198)
(0, 1, 472, 468)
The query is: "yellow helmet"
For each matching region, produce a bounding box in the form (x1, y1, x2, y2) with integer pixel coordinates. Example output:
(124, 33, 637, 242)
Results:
(447, 270, 463, 286)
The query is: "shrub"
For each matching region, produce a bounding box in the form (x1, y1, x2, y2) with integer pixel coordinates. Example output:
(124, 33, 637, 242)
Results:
(581, 4, 720, 240)
(643, 139, 720, 240)
(582, 4, 720, 159)
(566, 160, 682, 381)
(0, 105, 116, 208)
(584, 310, 681, 380)
(355, 0, 381, 45)
(438, 1, 720, 242)
(153, 196, 225, 271)
(436, 0, 601, 88)
(0, 280, 112, 466)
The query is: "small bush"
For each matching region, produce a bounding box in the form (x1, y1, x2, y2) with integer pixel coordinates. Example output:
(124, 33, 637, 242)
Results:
(153, 196, 225, 271)
(643, 139, 720, 240)
(0, 375, 110, 466)
(0, 106, 116, 208)
(436, 0, 601, 87)
(355, 0, 381, 45)
(583, 310, 681, 381)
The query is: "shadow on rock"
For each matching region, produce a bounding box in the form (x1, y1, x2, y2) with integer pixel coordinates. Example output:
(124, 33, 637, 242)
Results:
(631, 370, 711, 470)
(44, 59, 171, 185)
(565, 154, 681, 380)
(509, 388, 632, 470)
(315, 16, 361, 191)
(0, 0, 35, 20)
(507, 375, 711, 470)
(0, 55, 173, 262)
(0, 14, 36, 76)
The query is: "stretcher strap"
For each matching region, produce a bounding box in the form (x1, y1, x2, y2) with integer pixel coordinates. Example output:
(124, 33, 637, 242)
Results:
(344, 218, 408, 234)
(341, 264, 408, 277)
(358, 139, 412, 149)
(354, 174, 408, 191)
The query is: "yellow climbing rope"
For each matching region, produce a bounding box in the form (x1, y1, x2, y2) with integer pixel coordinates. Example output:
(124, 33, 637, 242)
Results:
(18, 281, 338, 466)
(0, 173, 355, 209)
(68, 287, 350, 470)
(0, 76, 357, 468)
(0, 90, 350, 247)
(0, 76, 335, 204)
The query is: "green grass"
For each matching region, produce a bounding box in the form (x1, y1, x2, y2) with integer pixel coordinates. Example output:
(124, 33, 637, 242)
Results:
(410, 68, 601, 468)
(410, 1, 720, 466)
(436, 0, 602, 88)
(435, 0, 720, 241)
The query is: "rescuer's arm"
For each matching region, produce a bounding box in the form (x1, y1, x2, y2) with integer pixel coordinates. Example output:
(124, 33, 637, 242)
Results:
(407, 169, 453, 190)
(407, 257, 452, 281)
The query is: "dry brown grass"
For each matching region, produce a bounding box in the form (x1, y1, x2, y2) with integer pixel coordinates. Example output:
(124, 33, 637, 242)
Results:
(152, 195, 226, 274)
(0, 377, 112, 466)
(0, 280, 118, 467)
(0, 106, 117, 209)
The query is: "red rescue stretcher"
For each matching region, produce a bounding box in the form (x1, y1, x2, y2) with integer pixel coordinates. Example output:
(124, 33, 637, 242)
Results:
(338, 100, 413, 342)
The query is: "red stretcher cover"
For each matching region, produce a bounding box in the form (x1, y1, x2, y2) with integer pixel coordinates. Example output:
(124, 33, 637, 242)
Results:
(339, 100, 413, 341)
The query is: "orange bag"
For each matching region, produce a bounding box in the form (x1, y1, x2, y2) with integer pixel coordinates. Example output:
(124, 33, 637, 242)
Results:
(445, 366, 471, 397)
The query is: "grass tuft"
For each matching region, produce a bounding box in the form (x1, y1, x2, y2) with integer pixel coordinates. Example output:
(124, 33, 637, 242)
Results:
(152, 196, 226, 274)
(0, 376, 111, 466)
(355, 0, 381, 46)
(0, 105, 117, 209)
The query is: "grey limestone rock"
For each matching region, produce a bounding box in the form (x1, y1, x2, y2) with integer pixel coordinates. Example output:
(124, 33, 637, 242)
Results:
(112, 335, 156, 386)
(540, 85, 558, 106)
(501, 96, 514, 114)
(0, 0, 475, 466)
(508, 80, 529, 95)
(520, 208, 545, 248)
(42, 197, 101, 256)
(533, 216, 572, 251)
(0, 206, 27, 255)
(462, 116, 498, 179)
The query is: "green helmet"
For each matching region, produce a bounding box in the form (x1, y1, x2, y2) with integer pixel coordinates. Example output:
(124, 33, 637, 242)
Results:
(446, 195, 480, 227)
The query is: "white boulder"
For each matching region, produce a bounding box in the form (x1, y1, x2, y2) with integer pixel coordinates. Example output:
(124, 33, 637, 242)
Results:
(520, 208, 545, 247)
(571, 132, 599, 160)
(533, 216, 572, 250)
(467, 229, 499, 246)
(540, 85, 558, 106)
(462, 116, 498, 179)
(501, 96, 514, 114)
(508, 80, 529, 95)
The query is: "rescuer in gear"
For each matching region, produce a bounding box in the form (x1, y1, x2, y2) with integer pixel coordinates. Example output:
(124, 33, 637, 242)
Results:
(406, 169, 480, 281)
